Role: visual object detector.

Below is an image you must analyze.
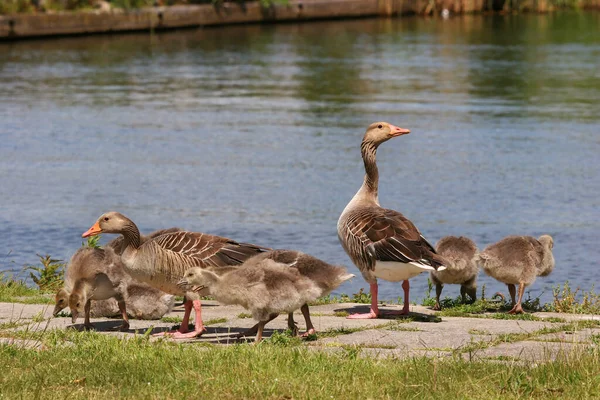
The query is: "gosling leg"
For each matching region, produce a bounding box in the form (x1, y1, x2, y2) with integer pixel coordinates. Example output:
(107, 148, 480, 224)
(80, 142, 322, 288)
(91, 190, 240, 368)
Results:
(508, 282, 525, 314)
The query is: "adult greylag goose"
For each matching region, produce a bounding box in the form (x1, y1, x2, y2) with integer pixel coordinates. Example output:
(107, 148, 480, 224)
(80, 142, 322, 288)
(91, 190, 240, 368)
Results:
(477, 235, 554, 314)
(430, 236, 479, 310)
(177, 258, 354, 343)
(337, 122, 447, 319)
(82, 211, 268, 339)
(233, 250, 353, 337)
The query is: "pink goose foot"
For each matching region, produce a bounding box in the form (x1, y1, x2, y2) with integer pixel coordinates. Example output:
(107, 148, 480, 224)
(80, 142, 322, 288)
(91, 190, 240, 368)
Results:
(155, 299, 207, 338)
(347, 283, 380, 319)
(300, 328, 317, 337)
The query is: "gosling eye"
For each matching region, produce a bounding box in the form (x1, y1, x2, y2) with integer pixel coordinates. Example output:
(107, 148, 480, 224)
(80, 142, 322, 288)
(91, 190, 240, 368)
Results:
(104, 217, 109, 221)
(377, 124, 383, 129)
(76, 303, 81, 308)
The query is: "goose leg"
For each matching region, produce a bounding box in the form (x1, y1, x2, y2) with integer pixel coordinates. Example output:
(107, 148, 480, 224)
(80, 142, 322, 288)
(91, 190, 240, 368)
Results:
(507, 284, 517, 306)
(83, 300, 94, 330)
(433, 282, 443, 311)
(347, 282, 379, 319)
(384, 280, 411, 315)
(171, 299, 207, 339)
(255, 320, 266, 343)
(300, 304, 316, 337)
(237, 313, 279, 338)
(288, 312, 298, 336)
(508, 283, 525, 314)
(117, 298, 130, 332)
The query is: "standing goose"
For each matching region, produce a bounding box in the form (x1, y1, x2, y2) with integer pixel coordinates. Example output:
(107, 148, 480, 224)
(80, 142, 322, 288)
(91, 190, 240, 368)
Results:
(477, 235, 554, 314)
(337, 122, 447, 319)
(82, 211, 268, 339)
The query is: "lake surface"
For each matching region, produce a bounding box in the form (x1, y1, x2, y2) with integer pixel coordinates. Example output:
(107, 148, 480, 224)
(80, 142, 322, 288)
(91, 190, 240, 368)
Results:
(1, 12, 599, 304)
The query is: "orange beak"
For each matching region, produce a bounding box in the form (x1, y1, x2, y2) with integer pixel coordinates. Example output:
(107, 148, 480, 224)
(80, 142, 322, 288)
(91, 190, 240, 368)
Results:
(82, 221, 102, 238)
(389, 124, 410, 137)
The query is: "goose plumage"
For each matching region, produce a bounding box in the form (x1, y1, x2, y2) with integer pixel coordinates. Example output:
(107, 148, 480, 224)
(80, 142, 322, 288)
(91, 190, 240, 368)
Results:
(429, 236, 479, 310)
(234, 250, 354, 337)
(337, 122, 446, 319)
(82, 211, 269, 338)
(54, 227, 182, 321)
(177, 254, 354, 342)
(477, 235, 554, 314)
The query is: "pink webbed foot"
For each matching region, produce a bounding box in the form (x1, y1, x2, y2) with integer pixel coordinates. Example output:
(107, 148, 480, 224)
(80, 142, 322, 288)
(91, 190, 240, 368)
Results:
(347, 311, 379, 319)
(300, 328, 316, 338)
(170, 327, 207, 339)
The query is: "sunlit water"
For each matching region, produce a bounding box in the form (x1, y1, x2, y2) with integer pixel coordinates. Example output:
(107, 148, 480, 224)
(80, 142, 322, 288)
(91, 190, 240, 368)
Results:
(1, 13, 599, 304)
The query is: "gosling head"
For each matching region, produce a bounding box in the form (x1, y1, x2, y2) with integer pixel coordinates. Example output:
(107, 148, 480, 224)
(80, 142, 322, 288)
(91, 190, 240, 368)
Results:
(68, 292, 85, 324)
(538, 235, 554, 250)
(82, 211, 133, 238)
(177, 267, 212, 293)
(53, 288, 69, 317)
(363, 122, 410, 146)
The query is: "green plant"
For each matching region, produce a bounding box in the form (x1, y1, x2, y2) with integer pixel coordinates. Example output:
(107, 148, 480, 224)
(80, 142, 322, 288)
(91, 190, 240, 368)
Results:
(550, 282, 600, 314)
(83, 235, 102, 249)
(24, 254, 65, 292)
(351, 288, 371, 304)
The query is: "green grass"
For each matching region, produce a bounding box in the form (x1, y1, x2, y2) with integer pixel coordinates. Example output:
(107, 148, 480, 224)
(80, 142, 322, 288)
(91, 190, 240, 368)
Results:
(0, 328, 598, 399)
(159, 316, 183, 324)
(237, 313, 252, 319)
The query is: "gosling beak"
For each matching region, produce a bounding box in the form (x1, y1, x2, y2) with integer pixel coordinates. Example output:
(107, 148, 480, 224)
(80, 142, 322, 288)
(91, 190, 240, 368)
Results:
(192, 285, 206, 293)
(176, 278, 189, 289)
(389, 124, 410, 137)
(52, 304, 64, 317)
(71, 311, 78, 324)
(82, 221, 102, 238)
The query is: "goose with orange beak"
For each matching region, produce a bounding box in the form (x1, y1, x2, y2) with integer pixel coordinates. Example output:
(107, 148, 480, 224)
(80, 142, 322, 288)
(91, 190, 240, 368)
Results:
(82, 211, 269, 339)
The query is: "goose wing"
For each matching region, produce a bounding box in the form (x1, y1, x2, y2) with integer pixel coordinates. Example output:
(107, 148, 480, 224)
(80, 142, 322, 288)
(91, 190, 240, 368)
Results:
(344, 207, 443, 271)
(151, 231, 269, 267)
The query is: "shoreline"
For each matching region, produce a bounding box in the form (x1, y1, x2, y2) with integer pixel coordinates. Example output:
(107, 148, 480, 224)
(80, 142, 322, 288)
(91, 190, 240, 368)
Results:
(1, 0, 599, 41)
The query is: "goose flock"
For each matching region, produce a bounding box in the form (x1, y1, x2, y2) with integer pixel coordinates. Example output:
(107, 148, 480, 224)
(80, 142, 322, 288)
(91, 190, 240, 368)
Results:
(56, 122, 555, 342)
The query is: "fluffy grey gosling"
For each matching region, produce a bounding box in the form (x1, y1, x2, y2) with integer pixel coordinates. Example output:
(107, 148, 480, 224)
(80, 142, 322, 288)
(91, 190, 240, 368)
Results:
(178, 261, 354, 342)
(233, 250, 354, 337)
(477, 235, 555, 314)
(430, 236, 479, 310)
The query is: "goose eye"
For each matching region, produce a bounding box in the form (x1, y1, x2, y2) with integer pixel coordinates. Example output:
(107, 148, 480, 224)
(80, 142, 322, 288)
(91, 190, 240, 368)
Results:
(378, 124, 383, 129)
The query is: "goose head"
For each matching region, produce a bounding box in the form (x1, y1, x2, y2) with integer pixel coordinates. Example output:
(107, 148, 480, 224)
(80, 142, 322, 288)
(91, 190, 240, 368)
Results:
(82, 211, 132, 238)
(177, 267, 216, 293)
(363, 122, 410, 147)
(538, 235, 554, 250)
(53, 288, 69, 317)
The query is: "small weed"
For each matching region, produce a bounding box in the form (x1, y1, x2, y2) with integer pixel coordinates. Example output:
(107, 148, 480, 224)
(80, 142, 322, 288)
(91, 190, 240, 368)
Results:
(31, 312, 46, 323)
(24, 254, 65, 292)
(205, 318, 227, 325)
(237, 313, 252, 319)
(264, 330, 302, 346)
(469, 329, 490, 335)
(83, 235, 102, 249)
(549, 282, 600, 314)
(333, 311, 349, 317)
(160, 316, 183, 323)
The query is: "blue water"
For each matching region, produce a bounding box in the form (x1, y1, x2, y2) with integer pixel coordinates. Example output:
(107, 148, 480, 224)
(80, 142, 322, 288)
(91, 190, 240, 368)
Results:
(1, 13, 599, 304)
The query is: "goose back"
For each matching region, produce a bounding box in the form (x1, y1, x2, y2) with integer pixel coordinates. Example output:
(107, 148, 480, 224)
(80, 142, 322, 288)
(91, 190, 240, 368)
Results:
(246, 250, 353, 296)
(123, 230, 268, 295)
(478, 235, 554, 285)
(431, 236, 479, 285)
(338, 206, 446, 282)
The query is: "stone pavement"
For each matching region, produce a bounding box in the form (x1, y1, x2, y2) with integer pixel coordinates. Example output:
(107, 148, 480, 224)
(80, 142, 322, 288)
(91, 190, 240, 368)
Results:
(0, 301, 598, 363)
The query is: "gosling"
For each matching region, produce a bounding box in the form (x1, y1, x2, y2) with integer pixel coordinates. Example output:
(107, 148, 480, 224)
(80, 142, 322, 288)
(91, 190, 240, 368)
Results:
(178, 257, 354, 342)
(477, 235, 554, 314)
(429, 236, 479, 310)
